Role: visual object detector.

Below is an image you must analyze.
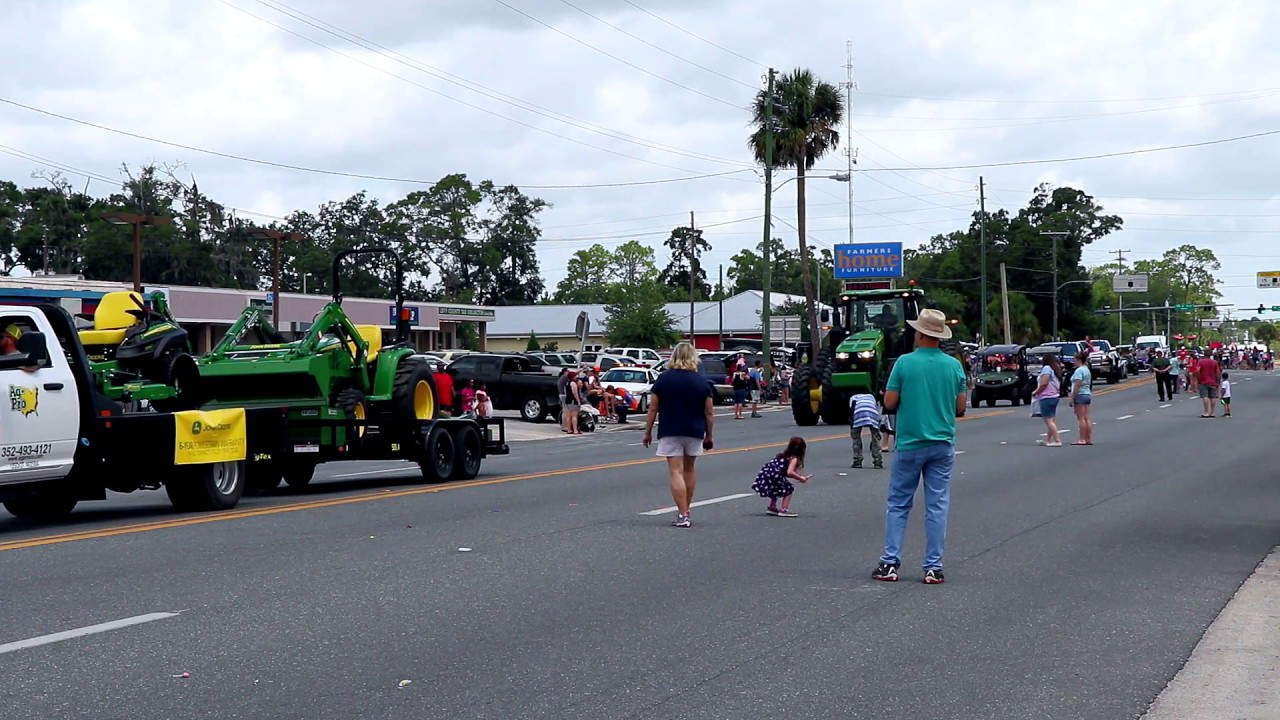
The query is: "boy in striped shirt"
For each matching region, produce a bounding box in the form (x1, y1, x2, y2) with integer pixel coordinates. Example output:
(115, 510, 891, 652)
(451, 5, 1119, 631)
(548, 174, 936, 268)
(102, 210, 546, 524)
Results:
(849, 392, 883, 469)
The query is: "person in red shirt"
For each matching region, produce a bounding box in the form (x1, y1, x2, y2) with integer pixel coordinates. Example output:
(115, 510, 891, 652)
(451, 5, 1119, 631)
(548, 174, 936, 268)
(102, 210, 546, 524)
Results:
(1195, 353, 1221, 418)
(433, 362, 454, 417)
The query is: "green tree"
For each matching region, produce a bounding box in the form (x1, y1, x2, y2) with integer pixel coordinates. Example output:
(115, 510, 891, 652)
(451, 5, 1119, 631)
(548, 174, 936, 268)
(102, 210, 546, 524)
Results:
(474, 183, 548, 306)
(526, 331, 540, 351)
(604, 282, 679, 348)
(749, 67, 845, 356)
(1253, 322, 1279, 346)
(553, 240, 658, 303)
(659, 225, 710, 300)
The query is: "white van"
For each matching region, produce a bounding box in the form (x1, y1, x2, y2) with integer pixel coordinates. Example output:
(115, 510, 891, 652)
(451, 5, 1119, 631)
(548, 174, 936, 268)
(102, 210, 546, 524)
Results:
(1134, 335, 1169, 356)
(602, 347, 663, 368)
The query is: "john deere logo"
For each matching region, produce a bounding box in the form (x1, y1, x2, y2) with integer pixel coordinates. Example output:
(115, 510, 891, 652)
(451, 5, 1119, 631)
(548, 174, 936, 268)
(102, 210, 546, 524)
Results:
(191, 420, 230, 435)
(191, 420, 203, 435)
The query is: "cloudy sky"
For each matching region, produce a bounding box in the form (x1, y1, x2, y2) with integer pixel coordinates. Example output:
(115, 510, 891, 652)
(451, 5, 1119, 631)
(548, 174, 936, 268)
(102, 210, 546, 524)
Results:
(3, 0, 1279, 315)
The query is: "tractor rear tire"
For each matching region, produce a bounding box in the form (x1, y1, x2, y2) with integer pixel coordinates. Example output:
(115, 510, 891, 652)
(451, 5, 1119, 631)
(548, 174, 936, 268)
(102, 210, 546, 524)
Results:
(450, 424, 483, 481)
(151, 352, 202, 412)
(3, 491, 77, 520)
(283, 463, 316, 488)
(392, 357, 438, 423)
(818, 353, 849, 425)
(336, 388, 370, 447)
(166, 460, 244, 512)
(420, 426, 455, 483)
(790, 365, 820, 426)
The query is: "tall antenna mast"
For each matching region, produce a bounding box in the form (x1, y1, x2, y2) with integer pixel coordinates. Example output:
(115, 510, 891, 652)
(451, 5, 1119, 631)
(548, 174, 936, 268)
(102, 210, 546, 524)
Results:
(843, 40, 857, 245)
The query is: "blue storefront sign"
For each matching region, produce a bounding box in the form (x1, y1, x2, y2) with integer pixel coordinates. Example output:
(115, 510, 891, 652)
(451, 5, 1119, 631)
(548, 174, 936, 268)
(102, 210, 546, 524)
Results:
(390, 305, 420, 326)
(833, 242, 903, 279)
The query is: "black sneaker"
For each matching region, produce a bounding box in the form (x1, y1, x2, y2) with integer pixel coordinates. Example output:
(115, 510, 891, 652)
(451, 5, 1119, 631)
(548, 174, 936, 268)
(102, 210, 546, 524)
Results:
(923, 568, 945, 585)
(851, 461, 862, 469)
(872, 562, 899, 582)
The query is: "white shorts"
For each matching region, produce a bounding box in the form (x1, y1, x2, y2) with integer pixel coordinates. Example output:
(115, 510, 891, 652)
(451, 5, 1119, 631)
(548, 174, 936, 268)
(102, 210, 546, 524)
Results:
(656, 436, 705, 457)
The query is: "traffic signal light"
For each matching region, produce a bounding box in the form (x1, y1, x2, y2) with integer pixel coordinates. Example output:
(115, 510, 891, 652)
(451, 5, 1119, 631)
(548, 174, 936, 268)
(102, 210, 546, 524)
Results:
(1260, 304, 1266, 314)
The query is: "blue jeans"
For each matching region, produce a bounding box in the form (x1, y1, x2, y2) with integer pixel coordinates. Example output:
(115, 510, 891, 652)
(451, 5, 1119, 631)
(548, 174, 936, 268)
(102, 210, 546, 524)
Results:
(881, 441, 954, 570)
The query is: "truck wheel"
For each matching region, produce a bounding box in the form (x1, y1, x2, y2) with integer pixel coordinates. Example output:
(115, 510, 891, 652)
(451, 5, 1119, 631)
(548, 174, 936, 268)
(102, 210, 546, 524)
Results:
(419, 426, 455, 483)
(790, 365, 820, 426)
(3, 492, 77, 520)
(336, 388, 370, 444)
(450, 424, 483, 480)
(1012, 393, 1021, 407)
(392, 357, 437, 423)
(166, 460, 245, 512)
(520, 395, 548, 423)
(971, 390, 980, 408)
(283, 463, 316, 488)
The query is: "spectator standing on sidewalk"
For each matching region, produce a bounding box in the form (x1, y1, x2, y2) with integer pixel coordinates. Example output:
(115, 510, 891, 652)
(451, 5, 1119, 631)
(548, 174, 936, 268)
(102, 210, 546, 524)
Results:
(871, 309, 968, 585)
(556, 368, 571, 432)
(848, 392, 883, 469)
(563, 371, 582, 434)
(748, 361, 764, 418)
(1197, 351, 1222, 418)
(643, 342, 714, 529)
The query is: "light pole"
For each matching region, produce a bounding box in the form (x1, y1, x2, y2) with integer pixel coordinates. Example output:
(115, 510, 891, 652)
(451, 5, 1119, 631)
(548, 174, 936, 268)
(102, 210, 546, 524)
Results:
(1040, 231, 1069, 339)
(246, 228, 306, 328)
(766, 172, 850, 352)
(101, 211, 173, 292)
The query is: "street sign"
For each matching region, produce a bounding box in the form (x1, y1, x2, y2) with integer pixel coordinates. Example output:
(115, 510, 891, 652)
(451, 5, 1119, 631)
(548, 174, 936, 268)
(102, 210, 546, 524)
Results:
(1173, 304, 1195, 312)
(1257, 271, 1280, 288)
(1112, 274, 1148, 293)
(833, 243, 903, 279)
(390, 305, 420, 325)
(1200, 319, 1222, 329)
(843, 280, 893, 291)
(575, 312, 590, 343)
(265, 292, 274, 305)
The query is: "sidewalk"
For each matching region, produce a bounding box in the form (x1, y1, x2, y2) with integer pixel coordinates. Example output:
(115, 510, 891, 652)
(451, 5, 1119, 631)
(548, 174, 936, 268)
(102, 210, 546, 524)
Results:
(1141, 547, 1280, 719)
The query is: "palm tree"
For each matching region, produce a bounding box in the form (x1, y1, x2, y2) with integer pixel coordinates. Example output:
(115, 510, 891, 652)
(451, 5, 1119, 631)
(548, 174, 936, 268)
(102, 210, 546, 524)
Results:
(748, 68, 844, 358)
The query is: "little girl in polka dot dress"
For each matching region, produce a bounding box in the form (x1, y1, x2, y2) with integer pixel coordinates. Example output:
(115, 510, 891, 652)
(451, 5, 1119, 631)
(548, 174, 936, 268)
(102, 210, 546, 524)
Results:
(751, 437, 811, 517)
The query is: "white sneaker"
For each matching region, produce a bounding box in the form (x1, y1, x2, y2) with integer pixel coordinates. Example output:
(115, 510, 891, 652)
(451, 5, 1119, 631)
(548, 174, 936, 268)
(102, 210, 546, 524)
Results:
(1046, 441, 1063, 447)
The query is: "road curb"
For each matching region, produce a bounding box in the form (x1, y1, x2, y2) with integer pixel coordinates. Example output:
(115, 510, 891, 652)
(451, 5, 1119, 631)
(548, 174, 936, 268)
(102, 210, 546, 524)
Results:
(1140, 546, 1280, 719)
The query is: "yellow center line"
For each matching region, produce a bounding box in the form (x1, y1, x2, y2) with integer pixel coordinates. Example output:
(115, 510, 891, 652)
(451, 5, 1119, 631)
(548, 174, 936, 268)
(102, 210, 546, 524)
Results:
(0, 378, 1149, 552)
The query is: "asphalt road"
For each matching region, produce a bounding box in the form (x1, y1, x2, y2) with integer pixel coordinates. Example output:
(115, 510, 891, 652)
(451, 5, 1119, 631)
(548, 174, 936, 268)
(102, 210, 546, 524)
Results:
(1, 371, 1277, 719)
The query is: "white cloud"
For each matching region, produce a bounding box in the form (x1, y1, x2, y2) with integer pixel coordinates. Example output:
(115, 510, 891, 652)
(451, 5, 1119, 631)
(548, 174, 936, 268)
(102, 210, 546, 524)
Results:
(1, 0, 1278, 311)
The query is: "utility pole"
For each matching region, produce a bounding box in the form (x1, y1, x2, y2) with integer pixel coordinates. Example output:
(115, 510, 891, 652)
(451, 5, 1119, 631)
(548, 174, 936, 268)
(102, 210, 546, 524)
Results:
(1111, 248, 1130, 345)
(688, 210, 696, 345)
(1052, 233, 1058, 339)
(1000, 262, 1012, 344)
(718, 263, 724, 350)
(1166, 295, 1172, 340)
(978, 176, 988, 345)
(843, 41, 857, 247)
(760, 67, 776, 376)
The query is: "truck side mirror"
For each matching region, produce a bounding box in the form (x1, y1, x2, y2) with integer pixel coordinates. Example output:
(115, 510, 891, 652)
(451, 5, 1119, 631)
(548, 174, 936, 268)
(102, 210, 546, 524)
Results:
(820, 308, 830, 324)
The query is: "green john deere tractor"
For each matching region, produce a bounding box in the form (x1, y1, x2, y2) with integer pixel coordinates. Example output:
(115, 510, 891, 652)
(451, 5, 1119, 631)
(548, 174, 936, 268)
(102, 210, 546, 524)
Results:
(197, 248, 439, 490)
(791, 287, 924, 426)
(76, 289, 201, 411)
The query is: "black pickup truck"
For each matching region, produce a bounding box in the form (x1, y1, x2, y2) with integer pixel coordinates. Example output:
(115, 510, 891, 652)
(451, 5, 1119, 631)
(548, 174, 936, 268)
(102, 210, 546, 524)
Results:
(447, 353, 563, 422)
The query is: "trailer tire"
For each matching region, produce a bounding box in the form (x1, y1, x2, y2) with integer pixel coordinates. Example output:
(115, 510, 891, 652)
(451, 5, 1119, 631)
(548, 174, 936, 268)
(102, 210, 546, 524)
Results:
(392, 357, 437, 422)
(450, 425, 483, 481)
(3, 492, 78, 520)
(166, 460, 245, 512)
(336, 388, 370, 445)
(151, 352, 202, 412)
(283, 463, 316, 488)
(420, 426, 455, 483)
(246, 461, 282, 495)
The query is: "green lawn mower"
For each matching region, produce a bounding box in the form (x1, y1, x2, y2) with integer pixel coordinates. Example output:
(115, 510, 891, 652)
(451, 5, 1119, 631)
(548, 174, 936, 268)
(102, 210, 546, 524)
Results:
(77, 290, 200, 411)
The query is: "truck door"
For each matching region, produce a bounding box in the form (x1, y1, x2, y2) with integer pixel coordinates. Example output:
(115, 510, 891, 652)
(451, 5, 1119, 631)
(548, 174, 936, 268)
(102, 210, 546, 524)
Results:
(0, 310, 79, 484)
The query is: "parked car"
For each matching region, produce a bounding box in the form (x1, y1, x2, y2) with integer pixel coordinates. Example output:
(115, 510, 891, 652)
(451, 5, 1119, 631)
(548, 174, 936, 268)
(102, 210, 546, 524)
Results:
(518, 353, 563, 376)
(579, 352, 633, 374)
(433, 350, 476, 363)
(446, 353, 562, 422)
(970, 344, 1032, 407)
(599, 367, 657, 412)
(602, 347, 663, 368)
(525, 351, 578, 370)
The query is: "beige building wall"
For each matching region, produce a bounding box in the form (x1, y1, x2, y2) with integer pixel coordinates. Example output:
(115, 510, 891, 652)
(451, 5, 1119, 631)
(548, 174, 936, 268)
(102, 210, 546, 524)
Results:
(486, 334, 593, 353)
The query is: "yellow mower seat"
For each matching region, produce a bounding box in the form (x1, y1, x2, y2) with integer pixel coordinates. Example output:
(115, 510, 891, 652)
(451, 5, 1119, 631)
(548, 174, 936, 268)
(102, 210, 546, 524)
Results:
(78, 291, 143, 346)
(347, 324, 383, 362)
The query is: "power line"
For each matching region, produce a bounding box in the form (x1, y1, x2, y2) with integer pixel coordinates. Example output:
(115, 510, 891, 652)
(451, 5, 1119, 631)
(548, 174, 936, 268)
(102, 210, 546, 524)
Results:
(550, 0, 755, 89)
(213, 0, 748, 175)
(491, 0, 742, 109)
(243, 0, 752, 169)
(0, 97, 755, 190)
(858, 85, 1280, 105)
(816, 127, 1280, 173)
(618, 0, 766, 68)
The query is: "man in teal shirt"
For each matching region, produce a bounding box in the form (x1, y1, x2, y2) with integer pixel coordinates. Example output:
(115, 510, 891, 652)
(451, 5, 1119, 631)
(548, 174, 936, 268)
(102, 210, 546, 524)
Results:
(872, 309, 968, 585)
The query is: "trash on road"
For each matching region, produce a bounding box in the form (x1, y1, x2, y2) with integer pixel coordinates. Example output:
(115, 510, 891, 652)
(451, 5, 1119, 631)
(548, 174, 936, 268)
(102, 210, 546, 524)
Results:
(838, 472, 848, 476)
(171, 672, 190, 679)
(398, 679, 412, 688)
(458, 547, 473, 552)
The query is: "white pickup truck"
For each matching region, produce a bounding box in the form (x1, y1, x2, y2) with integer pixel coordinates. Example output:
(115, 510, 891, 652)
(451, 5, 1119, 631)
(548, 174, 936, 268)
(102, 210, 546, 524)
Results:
(0, 303, 245, 519)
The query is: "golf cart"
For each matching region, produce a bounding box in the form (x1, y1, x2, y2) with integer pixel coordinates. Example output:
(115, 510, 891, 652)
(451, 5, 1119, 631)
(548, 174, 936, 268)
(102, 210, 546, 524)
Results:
(971, 344, 1032, 407)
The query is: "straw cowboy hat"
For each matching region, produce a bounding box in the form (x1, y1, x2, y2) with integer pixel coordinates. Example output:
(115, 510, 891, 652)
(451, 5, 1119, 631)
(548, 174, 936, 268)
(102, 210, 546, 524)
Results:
(907, 308, 953, 340)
